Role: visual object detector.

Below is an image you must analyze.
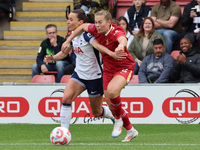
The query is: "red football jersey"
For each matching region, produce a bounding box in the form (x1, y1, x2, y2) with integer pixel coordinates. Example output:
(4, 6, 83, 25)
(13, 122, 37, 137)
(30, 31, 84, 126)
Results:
(88, 24, 135, 73)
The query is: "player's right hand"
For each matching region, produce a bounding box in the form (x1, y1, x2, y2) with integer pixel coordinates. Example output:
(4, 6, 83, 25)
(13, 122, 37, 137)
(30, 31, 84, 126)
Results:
(111, 51, 127, 61)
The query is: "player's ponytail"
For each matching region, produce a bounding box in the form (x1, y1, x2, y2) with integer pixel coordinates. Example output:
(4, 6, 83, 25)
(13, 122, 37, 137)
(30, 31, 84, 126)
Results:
(71, 9, 94, 24)
(86, 13, 94, 23)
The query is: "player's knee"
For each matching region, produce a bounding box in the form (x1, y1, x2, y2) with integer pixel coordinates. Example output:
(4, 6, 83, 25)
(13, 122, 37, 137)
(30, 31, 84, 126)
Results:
(107, 87, 118, 99)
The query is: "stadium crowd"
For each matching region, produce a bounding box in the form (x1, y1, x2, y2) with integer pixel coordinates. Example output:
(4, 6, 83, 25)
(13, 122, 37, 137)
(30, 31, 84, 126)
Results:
(30, 0, 200, 83)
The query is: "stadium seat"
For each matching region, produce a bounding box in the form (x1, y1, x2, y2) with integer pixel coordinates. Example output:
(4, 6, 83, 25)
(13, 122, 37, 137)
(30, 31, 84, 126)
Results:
(171, 50, 181, 60)
(129, 75, 139, 84)
(60, 75, 71, 83)
(31, 75, 56, 83)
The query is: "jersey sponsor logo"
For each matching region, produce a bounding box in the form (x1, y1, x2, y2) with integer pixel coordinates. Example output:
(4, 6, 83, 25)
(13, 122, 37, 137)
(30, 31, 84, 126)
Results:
(114, 30, 120, 35)
(0, 97, 29, 117)
(163, 97, 200, 118)
(73, 47, 84, 53)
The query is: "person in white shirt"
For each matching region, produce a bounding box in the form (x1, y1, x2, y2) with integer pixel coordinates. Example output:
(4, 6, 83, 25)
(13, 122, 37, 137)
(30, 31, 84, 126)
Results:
(118, 16, 134, 49)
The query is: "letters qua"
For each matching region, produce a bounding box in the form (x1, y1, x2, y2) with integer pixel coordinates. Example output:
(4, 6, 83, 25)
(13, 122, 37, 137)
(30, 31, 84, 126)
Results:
(163, 97, 200, 118)
(38, 97, 153, 118)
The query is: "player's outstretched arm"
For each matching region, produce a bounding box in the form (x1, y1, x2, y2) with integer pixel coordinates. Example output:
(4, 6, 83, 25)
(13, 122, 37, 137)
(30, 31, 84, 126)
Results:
(115, 36, 128, 53)
(45, 47, 72, 64)
(62, 23, 90, 53)
(91, 39, 127, 60)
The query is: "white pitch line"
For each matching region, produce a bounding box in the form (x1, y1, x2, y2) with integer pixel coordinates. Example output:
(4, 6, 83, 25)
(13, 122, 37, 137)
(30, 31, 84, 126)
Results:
(0, 143, 199, 146)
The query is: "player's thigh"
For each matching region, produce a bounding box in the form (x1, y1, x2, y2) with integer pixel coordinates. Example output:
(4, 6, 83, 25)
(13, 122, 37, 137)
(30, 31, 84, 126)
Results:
(63, 79, 85, 104)
(89, 96, 103, 116)
(107, 75, 127, 98)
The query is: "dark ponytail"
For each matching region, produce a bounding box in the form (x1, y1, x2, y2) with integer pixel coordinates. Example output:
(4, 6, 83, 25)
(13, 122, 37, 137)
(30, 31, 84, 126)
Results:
(71, 9, 94, 23)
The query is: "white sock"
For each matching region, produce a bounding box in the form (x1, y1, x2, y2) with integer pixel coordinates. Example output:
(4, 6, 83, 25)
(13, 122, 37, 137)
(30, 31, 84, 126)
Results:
(102, 106, 114, 119)
(60, 104, 71, 129)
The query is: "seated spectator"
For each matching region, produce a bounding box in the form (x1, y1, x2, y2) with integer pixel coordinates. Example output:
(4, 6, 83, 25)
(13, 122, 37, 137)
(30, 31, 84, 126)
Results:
(170, 38, 200, 83)
(181, 0, 200, 49)
(138, 39, 174, 83)
(74, 0, 109, 14)
(117, 16, 134, 49)
(151, 0, 182, 54)
(0, 0, 16, 20)
(32, 24, 72, 83)
(128, 17, 166, 74)
(124, 0, 151, 36)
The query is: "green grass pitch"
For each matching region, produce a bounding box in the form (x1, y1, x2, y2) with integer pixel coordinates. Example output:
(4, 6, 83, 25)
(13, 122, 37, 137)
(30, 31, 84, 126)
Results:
(0, 124, 199, 150)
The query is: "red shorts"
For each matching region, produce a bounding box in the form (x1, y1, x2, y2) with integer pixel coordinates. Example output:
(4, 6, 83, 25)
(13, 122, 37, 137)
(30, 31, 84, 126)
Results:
(103, 69, 134, 90)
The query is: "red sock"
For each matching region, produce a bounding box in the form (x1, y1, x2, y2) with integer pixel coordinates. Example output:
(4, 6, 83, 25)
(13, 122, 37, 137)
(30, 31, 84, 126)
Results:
(121, 108, 133, 130)
(110, 96, 122, 119)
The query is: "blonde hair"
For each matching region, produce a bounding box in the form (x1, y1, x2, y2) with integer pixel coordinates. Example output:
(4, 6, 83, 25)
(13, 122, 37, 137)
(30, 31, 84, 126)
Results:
(95, 10, 112, 21)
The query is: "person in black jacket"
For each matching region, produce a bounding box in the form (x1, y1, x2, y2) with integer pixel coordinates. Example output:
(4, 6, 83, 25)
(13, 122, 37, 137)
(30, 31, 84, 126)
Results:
(124, 0, 151, 36)
(32, 24, 72, 82)
(181, 0, 200, 49)
(170, 38, 200, 83)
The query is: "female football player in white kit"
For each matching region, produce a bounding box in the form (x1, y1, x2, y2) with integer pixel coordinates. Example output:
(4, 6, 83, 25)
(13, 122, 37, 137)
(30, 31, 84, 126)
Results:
(61, 10, 139, 142)
(46, 9, 126, 130)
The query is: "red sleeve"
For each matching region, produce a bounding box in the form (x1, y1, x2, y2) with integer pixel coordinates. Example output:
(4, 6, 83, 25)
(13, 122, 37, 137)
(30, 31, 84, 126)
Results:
(88, 24, 96, 35)
(114, 25, 127, 41)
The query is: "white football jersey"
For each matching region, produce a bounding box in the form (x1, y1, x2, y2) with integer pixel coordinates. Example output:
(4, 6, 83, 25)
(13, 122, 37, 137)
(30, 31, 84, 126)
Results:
(71, 32, 102, 80)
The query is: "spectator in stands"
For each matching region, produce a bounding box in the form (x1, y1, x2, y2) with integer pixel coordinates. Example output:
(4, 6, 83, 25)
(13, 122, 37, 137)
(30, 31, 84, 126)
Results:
(124, 0, 151, 36)
(0, 0, 16, 20)
(128, 17, 165, 74)
(151, 0, 182, 54)
(138, 38, 174, 83)
(181, 0, 200, 49)
(32, 24, 72, 83)
(170, 38, 200, 83)
(74, 0, 109, 14)
(117, 16, 134, 49)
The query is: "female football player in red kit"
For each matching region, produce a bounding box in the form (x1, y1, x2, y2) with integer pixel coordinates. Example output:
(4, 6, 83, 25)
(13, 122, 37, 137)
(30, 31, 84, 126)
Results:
(62, 10, 138, 142)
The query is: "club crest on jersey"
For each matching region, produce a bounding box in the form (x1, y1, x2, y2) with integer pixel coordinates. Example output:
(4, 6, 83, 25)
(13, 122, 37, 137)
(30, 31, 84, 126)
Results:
(106, 39, 109, 45)
(73, 47, 84, 53)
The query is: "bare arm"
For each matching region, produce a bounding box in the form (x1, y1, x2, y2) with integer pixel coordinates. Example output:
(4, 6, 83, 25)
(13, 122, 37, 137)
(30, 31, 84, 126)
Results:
(152, 16, 179, 29)
(157, 16, 179, 28)
(91, 39, 127, 60)
(45, 47, 72, 64)
(62, 23, 90, 53)
(115, 36, 128, 53)
(151, 16, 163, 29)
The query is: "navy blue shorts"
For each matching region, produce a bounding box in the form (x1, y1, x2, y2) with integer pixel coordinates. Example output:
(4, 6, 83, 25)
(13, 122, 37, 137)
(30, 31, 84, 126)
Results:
(71, 71, 103, 97)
